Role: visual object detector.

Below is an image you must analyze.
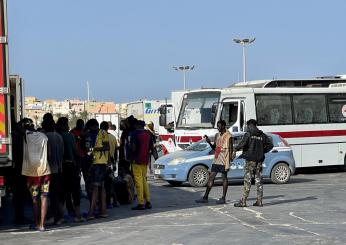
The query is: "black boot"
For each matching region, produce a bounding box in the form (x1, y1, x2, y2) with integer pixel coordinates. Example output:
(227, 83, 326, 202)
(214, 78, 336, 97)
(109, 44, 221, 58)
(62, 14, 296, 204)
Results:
(234, 198, 247, 207)
(253, 197, 263, 207)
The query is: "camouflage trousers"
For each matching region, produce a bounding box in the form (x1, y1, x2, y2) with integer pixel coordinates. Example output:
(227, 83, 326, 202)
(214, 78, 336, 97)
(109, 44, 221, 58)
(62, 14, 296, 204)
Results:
(242, 160, 263, 200)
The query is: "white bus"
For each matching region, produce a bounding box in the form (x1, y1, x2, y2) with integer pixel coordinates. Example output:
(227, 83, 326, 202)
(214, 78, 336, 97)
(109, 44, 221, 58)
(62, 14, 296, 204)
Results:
(172, 78, 346, 168)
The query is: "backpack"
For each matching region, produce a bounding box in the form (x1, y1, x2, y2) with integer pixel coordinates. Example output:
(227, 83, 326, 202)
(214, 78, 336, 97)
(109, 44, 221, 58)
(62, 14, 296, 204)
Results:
(22, 130, 50, 176)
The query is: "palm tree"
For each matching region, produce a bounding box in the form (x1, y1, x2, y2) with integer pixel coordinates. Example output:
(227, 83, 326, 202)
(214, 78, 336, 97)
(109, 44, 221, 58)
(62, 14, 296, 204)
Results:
(80, 110, 89, 122)
(69, 110, 78, 128)
(33, 115, 39, 128)
(55, 113, 63, 120)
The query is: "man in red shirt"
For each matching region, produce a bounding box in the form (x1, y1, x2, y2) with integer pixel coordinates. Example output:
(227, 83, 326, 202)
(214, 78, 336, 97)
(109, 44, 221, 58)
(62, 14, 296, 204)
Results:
(131, 120, 158, 210)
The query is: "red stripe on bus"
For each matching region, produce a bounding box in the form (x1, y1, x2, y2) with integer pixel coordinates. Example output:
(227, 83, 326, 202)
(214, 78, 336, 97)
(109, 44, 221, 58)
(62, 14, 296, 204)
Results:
(272, 130, 346, 138)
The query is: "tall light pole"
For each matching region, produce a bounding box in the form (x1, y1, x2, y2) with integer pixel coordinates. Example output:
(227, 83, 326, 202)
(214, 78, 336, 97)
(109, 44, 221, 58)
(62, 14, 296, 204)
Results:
(173, 65, 195, 90)
(233, 38, 256, 83)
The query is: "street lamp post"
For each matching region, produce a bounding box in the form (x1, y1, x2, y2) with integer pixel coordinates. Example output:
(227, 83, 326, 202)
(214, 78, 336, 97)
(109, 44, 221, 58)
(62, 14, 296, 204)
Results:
(173, 65, 195, 90)
(233, 38, 256, 83)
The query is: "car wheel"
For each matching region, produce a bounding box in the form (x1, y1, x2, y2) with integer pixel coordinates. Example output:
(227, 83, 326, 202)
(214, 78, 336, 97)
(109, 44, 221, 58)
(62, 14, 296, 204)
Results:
(188, 165, 209, 187)
(167, 180, 183, 187)
(270, 162, 291, 184)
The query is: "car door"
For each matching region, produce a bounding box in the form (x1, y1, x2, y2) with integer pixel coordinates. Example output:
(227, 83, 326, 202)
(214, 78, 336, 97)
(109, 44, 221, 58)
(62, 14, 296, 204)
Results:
(228, 135, 246, 179)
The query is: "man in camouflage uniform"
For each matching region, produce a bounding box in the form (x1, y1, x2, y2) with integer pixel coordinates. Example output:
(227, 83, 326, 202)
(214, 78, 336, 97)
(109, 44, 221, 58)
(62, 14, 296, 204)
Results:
(234, 119, 273, 207)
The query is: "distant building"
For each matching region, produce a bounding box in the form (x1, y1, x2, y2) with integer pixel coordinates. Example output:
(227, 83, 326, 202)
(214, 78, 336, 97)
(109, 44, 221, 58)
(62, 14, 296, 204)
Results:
(85, 101, 116, 115)
(51, 100, 70, 116)
(25, 96, 121, 124)
(68, 99, 85, 114)
(115, 103, 127, 118)
(24, 97, 44, 126)
(43, 99, 57, 113)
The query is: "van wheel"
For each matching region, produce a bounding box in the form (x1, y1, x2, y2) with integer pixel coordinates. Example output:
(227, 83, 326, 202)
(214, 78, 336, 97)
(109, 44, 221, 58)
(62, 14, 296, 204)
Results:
(167, 181, 183, 187)
(270, 163, 291, 184)
(188, 165, 209, 187)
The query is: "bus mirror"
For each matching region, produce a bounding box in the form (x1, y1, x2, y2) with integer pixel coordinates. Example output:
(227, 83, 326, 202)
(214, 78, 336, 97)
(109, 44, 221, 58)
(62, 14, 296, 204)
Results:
(159, 114, 166, 126)
(165, 122, 174, 133)
(211, 103, 218, 126)
(159, 106, 166, 115)
(211, 103, 218, 114)
(211, 114, 216, 126)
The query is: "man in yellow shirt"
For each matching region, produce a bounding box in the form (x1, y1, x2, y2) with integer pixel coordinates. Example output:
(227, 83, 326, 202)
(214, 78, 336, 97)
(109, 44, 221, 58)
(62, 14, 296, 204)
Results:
(87, 122, 110, 220)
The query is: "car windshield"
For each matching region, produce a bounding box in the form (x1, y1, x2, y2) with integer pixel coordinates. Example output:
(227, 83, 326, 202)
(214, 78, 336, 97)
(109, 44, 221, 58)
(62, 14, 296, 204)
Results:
(177, 91, 220, 128)
(185, 139, 211, 151)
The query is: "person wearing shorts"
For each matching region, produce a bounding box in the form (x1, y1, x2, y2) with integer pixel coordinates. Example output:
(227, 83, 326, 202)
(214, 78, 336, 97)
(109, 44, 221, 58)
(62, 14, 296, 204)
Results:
(87, 126, 110, 220)
(27, 175, 51, 200)
(89, 164, 107, 187)
(21, 119, 51, 231)
(195, 120, 233, 205)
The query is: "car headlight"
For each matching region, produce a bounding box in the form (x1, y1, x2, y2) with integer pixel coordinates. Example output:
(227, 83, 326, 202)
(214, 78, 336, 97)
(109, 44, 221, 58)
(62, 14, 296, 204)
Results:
(168, 157, 186, 165)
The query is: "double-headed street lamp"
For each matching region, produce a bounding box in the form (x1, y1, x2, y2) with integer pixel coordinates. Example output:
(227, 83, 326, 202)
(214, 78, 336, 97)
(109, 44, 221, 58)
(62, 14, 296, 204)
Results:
(173, 65, 195, 90)
(233, 38, 256, 83)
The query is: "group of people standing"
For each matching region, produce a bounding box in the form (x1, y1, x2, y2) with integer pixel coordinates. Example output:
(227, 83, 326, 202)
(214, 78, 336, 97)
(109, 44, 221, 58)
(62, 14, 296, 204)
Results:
(10, 113, 158, 231)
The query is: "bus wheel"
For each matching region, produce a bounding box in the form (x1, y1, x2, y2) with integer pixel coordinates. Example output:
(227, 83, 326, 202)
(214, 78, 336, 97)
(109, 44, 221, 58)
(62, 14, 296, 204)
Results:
(270, 163, 291, 184)
(167, 181, 183, 187)
(188, 165, 209, 187)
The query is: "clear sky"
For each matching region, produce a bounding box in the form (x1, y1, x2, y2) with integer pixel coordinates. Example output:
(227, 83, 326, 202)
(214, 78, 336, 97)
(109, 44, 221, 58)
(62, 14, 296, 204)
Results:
(8, 0, 346, 102)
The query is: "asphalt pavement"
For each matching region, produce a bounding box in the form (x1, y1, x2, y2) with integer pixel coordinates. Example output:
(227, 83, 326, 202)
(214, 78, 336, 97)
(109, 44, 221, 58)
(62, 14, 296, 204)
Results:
(0, 169, 346, 245)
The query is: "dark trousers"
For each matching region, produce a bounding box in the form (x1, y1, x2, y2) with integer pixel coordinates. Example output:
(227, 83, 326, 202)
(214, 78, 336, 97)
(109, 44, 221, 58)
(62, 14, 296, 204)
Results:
(81, 155, 92, 200)
(62, 162, 81, 213)
(49, 173, 63, 221)
(12, 174, 29, 221)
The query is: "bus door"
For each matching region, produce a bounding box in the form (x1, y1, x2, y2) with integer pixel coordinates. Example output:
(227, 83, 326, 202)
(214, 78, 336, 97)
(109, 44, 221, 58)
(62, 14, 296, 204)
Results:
(219, 99, 245, 132)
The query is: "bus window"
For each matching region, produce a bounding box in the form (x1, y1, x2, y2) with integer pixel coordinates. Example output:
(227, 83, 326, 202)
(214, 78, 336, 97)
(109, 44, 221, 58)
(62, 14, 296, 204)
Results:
(256, 95, 293, 125)
(293, 95, 327, 124)
(328, 94, 346, 123)
(220, 102, 238, 127)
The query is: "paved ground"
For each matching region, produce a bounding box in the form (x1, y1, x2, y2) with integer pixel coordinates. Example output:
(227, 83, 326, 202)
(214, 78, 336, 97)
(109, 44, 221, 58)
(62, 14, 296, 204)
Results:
(1, 168, 346, 245)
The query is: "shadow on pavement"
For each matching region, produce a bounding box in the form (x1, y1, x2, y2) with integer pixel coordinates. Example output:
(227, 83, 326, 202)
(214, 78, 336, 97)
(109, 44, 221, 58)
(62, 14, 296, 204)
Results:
(264, 196, 317, 206)
(0, 180, 210, 233)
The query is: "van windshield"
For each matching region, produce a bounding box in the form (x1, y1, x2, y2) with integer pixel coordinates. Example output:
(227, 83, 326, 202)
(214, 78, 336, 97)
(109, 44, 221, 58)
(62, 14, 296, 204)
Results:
(185, 140, 210, 151)
(177, 91, 220, 129)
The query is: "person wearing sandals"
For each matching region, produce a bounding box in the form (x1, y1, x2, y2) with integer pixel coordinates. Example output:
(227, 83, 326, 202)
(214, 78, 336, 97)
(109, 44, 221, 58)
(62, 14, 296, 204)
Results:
(195, 120, 233, 205)
(233, 119, 273, 208)
(21, 118, 51, 231)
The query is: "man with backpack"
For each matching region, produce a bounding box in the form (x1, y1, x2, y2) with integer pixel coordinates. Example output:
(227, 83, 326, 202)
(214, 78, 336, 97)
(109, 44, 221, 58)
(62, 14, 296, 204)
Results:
(234, 119, 273, 207)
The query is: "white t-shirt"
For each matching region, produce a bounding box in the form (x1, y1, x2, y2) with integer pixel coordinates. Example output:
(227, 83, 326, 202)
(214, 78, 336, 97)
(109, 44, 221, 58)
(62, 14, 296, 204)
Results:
(22, 130, 51, 177)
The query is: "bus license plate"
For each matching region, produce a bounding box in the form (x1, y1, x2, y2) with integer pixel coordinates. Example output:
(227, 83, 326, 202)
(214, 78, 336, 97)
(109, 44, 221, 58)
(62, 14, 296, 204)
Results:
(154, 169, 161, 175)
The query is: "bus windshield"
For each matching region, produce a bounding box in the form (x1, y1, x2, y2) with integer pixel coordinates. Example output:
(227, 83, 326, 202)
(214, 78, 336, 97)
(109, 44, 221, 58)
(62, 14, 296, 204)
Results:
(177, 91, 220, 128)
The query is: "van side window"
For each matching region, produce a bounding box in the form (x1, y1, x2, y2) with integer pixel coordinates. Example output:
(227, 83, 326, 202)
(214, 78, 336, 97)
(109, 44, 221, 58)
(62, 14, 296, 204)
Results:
(221, 102, 238, 127)
(328, 94, 346, 123)
(256, 95, 293, 125)
(293, 95, 327, 124)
